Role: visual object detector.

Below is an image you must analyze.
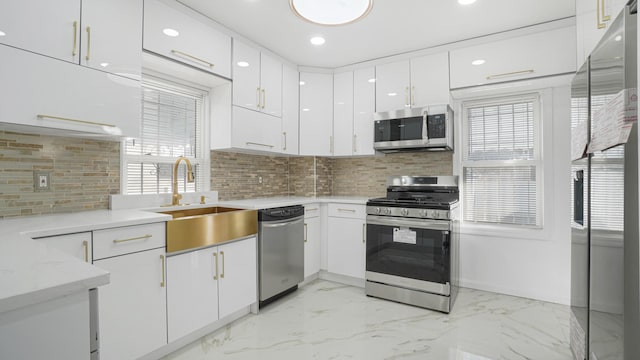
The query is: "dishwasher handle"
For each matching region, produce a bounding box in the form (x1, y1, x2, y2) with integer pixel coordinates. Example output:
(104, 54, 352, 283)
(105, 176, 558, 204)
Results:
(260, 215, 304, 228)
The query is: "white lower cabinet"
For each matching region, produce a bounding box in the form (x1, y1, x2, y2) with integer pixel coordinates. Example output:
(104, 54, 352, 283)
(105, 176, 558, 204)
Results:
(93, 247, 167, 360)
(33, 232, 92, 263)
(218, 237, 257, 318)
(166, 248, 219, 343)
(304, 204, 321, 278)
(166, 236, 257, 342)
(327, 204, 366, 280)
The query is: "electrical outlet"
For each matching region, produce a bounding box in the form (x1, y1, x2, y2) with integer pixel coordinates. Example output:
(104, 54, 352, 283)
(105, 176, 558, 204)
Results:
(258, 176, 263, 184)
(34, 171, 51, 192)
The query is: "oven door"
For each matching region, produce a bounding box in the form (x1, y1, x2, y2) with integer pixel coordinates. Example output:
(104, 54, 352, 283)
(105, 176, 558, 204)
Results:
(366, 215, 451, 295)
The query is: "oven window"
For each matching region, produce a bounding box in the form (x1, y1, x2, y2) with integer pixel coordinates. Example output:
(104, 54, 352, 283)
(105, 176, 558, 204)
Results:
(374, 116, 424, 142)
(366, 224, 449, 284)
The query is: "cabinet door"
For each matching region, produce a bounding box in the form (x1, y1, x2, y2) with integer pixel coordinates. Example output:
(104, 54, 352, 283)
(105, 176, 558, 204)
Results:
(93, 248, 167, 360)
(166, 248, 218, 342)
(80, 0, 142, 79)
(232, 106, 282, 152)
(0, 44, 141, 138)
(143, 0, 231, 77)
(0, 0, 80, 64)
(281, 63, 299, 155)
(34, 232, 92, 263)
(375, 60, 410, 112)
(410, 52, 450, 107)
(353, 67, 376, 156)
(232, 41, 261, 111)
(299, 72, 333, 156)
(333, 71, 354, 156)
(218, 237, 257, 319)
(304, 216, 321, 278)
(327, 217, 366, 279)
(260, 52, 283, 118)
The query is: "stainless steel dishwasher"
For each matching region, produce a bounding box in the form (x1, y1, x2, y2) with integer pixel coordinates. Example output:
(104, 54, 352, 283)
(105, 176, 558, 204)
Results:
(258, 205, 305, 307)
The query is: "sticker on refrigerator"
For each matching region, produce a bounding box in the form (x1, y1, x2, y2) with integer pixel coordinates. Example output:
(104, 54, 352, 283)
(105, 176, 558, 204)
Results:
(588, 88, 638, 153)
(393, 227, 417, 244)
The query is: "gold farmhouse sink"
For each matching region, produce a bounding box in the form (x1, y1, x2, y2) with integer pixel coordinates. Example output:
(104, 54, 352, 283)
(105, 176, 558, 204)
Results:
(161, 207, 258, 253)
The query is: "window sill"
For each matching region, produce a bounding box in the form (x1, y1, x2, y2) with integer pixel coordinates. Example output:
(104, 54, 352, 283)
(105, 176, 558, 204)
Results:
(459, 221, 550, 241)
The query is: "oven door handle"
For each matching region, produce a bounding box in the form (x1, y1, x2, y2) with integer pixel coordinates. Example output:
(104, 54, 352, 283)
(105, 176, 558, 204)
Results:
(366, 215, 451, 231)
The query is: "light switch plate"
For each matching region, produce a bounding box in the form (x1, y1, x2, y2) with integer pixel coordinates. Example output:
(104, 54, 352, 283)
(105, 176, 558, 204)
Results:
(34, 171, 51, 192)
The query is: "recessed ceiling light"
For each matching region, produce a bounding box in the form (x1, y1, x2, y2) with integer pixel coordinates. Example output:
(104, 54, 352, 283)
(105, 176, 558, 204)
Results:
(368, 78, 376, 83)
(615, 35, 622, 41)
(458, 0, 477, 4)
(471, 59, 486, 65)
(237, 61, 250, 67)
(162, 28, 179, 37)
(100, 62, 109, 67)
(302, 108, 310, 112)
(290, 0, 373, 26)
(387, 92, 397, 97)
(310, 36, 326, 46)
(299, 81, 306, 85)
(0, 30, 6, 37)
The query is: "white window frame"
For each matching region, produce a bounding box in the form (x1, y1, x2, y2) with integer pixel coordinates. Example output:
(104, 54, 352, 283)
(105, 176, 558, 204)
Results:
(458, 92, 546, 235)
(121, 69, 211, 195)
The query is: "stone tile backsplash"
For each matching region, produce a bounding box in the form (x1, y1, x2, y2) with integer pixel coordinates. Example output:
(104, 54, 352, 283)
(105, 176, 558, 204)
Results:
(0, 131, 120, 218)
(1, 130, 452, 217)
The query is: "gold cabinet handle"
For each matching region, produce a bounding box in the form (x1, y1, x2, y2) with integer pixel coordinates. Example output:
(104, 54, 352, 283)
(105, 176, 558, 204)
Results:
(82, 240, 89, 263)
(601, 0, 611, 22)
(220, 251, 225, 279)
(283, 132, 287, 151)
(338, 208, 356, 213)
(170, 50, 214, 68)
(213, 252, 218, 280)
(256, 87, 261, 109)
(597, 0, 607, 29)
(411, 86, 415, 106)
(486, 69, 534, 80)
(37, 114, 116, 128)
(362, 223, 366, 243)
(353, 134, 357, 153)
(160, 255, 165, 288)
(246, 142, 274, 148)
(85, 26, 91, 61)
(113, 234, 152, 244)
(405, 86, 410, 106)
(72, 21, 78, 57)
(304, 223, 308, 243)
(306, 208, 319, 212)
(261, 89, 266, 109)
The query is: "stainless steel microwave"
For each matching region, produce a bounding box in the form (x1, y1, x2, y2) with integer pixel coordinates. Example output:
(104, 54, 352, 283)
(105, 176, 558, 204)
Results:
(373, 105, 453, 152)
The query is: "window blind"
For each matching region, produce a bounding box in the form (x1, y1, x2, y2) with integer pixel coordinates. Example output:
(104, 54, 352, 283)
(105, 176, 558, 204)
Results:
(462, 97, 540, 227)
(123, 77, 208, 195)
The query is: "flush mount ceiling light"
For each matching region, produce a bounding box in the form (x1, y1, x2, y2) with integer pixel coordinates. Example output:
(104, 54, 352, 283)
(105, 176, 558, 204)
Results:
(458, 0, 477, 4)
(290, 0, 373, 26)
(471, 59, 486, 65)
(310, 36, 326, 45)
(0, 30, 6, 37)
(237, 61, 250, 67)
(162, 28, 179, 37)
(615, 34, 622, 41)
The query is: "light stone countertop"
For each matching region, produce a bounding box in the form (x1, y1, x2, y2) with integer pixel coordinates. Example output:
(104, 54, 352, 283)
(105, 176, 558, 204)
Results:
(0, 196, 369, 314)
(0, 210, 171, 314)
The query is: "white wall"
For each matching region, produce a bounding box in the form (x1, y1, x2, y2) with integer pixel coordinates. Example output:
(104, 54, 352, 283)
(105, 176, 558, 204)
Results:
(453, 83, 572, 305)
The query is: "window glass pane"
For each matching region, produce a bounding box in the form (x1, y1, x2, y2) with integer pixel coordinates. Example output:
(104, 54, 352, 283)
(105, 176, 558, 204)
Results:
(463, 166, 538, 226)
(126, 162, 199, 194)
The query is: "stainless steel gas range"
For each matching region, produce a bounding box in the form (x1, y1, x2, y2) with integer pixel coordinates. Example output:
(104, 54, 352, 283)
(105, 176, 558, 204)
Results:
(365, 175, 459, 313)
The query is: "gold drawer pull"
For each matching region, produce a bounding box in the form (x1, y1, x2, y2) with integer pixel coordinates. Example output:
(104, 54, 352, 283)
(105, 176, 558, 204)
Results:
(246, 142, 274, 148)
(72, 21, 78, 57)
(82, 240, 89, 263)
(304, 223, 308, 243)
(362, 223, 366, 243)
(220, 251, 225, 279)
(85, 26, 91, 61)
(37, 114, 116, 128)
(338, 208, 356, 213)
(170, 50, 214, 68)
(213, 252, 219, 280)
(306, 208, 319, 212)
(113, 234, 152, 244)
(160, 255, 165, 288)
(486, 69, 534, 80)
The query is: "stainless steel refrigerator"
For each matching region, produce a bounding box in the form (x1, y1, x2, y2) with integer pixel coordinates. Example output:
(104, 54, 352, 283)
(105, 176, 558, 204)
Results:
(570, 2, 639, 360)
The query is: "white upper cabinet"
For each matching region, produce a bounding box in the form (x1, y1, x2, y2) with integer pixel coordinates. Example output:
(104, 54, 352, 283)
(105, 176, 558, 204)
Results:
(353, 67, 376, 156)
(410, 52, 450, 107)
(449, 26, 576, 88)
(143, 0, 231, 78)
(375, 52, 449, 112)
(0, 44, 141, 138)
(299, 72, 333, 156)
(231, 106, 282, 152)
(232, 40, 282, 117)
(375, 60, 411, 112)
(281, 63, 300, 155)
(333, 71, 354, 156)
(0, 0, 142, 80)
(576, 0, 628, 67)
(0, 0, 81, 64)
(80, 0, 142, 79)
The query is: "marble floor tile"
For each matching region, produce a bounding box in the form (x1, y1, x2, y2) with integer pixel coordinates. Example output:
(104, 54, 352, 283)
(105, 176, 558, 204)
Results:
(163, 280, 572, 360)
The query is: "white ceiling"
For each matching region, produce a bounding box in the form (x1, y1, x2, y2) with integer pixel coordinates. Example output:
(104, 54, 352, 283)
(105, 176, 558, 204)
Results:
(178, 0, 575, 69)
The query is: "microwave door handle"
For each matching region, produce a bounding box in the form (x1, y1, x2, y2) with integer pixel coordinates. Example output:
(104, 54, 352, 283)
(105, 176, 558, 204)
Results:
(423, 112, 429, 140)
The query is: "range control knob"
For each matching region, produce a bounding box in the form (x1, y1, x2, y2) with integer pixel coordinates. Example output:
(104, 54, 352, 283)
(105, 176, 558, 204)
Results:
(383, 208, 391, 215)
(419, 209, 428, 217)
(400, 208, 409, 216)
(374, 207, 381, 214)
